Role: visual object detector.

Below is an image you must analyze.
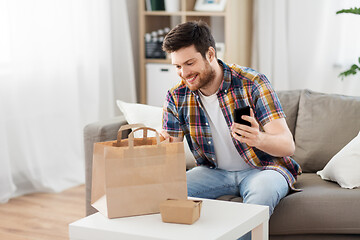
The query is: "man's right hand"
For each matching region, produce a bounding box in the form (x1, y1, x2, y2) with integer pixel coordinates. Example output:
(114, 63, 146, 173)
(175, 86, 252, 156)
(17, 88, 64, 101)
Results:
(159, 129, 183, 143)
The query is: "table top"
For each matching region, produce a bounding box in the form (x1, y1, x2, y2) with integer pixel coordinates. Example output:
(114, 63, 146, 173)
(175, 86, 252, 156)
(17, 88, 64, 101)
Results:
(69, 198, 269, 240)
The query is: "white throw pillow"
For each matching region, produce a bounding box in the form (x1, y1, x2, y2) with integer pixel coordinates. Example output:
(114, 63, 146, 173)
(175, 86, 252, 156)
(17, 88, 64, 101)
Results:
(317, 131, 360, 189)
(116, 100, 196, 168)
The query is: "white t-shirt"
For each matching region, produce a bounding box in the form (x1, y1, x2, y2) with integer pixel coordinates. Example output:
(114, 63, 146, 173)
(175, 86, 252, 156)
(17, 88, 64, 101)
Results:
(199, 91, 250, 171)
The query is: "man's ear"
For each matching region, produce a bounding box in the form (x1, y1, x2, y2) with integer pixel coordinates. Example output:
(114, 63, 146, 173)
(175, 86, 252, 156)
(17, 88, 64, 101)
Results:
(207, 47, 216, 62)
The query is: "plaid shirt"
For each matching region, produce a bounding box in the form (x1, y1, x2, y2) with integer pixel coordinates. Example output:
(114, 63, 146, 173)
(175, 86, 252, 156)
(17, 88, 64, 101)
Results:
(162, 60, 302, 190)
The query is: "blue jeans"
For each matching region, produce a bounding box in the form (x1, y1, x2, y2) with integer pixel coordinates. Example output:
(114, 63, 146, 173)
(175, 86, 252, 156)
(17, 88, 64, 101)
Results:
(186, 166, 289, 240)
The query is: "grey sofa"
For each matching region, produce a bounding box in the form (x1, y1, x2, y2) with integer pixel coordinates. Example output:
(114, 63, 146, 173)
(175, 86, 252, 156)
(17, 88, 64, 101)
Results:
(84, 89, 360, 239)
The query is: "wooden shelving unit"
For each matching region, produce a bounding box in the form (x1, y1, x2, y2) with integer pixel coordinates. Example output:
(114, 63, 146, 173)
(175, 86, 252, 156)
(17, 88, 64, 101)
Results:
(138, 0, 252, 104)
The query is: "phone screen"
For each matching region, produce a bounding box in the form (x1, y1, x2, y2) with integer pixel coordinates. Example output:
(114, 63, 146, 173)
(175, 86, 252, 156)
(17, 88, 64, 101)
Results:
(234, 106, 251, 126)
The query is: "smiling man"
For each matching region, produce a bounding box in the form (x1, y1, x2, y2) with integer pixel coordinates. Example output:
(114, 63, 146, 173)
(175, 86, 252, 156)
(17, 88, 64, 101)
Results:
(160, 21, 301, 238)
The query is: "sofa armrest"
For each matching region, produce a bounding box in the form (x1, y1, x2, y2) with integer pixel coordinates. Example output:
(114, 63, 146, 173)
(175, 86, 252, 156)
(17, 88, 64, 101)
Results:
(84, 115, 129, 216)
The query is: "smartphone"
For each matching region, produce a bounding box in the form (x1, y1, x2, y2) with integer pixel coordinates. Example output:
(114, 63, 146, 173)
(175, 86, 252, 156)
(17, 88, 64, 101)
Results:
(234, 106, 251, 126)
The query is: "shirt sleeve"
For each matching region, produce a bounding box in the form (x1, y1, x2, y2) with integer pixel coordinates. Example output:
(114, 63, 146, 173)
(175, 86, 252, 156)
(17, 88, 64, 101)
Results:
(162, 91, 184, 138)
(251, 73, 286, 127)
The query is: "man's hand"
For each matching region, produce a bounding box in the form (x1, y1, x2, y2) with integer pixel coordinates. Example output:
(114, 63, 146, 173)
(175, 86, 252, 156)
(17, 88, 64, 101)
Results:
(159, 129, 183, 143)
(231, 108, 263, 147)
(231, 108, 295, 157)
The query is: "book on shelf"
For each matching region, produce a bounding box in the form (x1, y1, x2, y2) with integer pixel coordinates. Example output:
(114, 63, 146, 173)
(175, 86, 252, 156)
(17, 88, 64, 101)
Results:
(146, 0, 165, 11)
(145, 0, 152, 11)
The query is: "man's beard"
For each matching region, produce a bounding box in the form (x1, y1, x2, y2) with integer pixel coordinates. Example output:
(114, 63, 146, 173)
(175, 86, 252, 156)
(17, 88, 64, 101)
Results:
(182, 61, 216, 92)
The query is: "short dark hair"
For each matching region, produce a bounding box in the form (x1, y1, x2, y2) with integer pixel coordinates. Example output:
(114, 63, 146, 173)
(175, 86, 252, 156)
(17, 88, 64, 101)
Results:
(162, 21, 216, 58)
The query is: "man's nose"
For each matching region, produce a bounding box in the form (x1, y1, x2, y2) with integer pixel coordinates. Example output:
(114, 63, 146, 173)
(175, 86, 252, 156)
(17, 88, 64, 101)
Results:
(180, 67, 189, 78)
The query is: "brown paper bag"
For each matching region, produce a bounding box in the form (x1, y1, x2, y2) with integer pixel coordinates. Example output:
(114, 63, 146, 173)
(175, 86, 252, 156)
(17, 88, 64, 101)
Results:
(91, 124, 188, 219)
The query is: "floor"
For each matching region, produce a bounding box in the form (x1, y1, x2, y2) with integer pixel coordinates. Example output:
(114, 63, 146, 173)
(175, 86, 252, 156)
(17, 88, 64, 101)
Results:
(0, 184, 85, 240)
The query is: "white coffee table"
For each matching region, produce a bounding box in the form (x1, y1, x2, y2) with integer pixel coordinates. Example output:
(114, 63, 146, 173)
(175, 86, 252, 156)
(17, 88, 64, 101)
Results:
(69, 198, 269, 240)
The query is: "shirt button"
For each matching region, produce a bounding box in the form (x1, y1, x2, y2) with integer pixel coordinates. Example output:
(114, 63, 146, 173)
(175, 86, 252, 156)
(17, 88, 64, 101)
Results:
(208, 141, 211, 144)
(206, 123, 209, 126)
(224, 90, 227, 93)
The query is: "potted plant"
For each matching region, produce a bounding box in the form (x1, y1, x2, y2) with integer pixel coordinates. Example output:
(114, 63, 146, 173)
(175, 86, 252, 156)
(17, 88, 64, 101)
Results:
(336, 7, 360, 80)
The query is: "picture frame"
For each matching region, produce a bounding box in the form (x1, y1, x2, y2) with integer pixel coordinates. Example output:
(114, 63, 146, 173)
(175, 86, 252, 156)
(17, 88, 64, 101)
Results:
(194, 0, 227, 12)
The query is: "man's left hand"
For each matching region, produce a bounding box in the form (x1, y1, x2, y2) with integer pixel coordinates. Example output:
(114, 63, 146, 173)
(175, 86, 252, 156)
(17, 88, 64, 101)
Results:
(231, 108, 295, 157)
(231, 108, 264, 147)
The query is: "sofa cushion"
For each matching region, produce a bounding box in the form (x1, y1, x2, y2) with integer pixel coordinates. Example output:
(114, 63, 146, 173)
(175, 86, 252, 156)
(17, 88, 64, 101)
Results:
(293, 89, 360, 172)
(270, 173, 360, 235)
(317, 131, 360, 189)
(276, 90, 301, 137)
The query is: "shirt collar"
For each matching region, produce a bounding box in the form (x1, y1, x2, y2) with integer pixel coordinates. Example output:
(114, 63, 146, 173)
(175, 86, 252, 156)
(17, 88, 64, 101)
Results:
(217, 59, 231, 94)
(192, 59, 231, 97)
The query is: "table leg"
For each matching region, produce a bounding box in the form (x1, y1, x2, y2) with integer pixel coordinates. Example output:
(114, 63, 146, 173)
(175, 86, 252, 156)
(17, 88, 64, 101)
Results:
(251, 221, 268, 240)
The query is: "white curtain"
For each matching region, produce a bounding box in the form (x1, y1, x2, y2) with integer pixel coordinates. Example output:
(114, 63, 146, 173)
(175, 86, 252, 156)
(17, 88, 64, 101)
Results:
(252, 0, 360, 96)
(111, 0, 137, 107)
(0, 0, 136, 203)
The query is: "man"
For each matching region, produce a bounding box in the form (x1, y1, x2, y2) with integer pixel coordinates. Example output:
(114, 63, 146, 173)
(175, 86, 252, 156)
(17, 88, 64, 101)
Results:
(160, 21, 301, 223)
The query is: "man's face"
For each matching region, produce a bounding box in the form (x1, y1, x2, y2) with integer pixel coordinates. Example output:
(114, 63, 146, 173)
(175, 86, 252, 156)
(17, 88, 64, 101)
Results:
(171, 45, 215, 92)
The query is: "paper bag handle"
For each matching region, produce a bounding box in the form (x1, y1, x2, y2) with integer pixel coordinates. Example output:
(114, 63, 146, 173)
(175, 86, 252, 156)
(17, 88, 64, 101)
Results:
(115, 123, 145, 146)
(128, 127, 160, 147)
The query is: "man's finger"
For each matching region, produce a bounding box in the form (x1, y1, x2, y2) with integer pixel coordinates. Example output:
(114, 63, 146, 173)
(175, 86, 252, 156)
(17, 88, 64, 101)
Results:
(250, 108, 255, 118)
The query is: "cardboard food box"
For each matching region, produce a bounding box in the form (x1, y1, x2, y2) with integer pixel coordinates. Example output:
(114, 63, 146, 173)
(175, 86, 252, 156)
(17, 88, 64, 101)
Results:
(159, 199, 202, 224)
